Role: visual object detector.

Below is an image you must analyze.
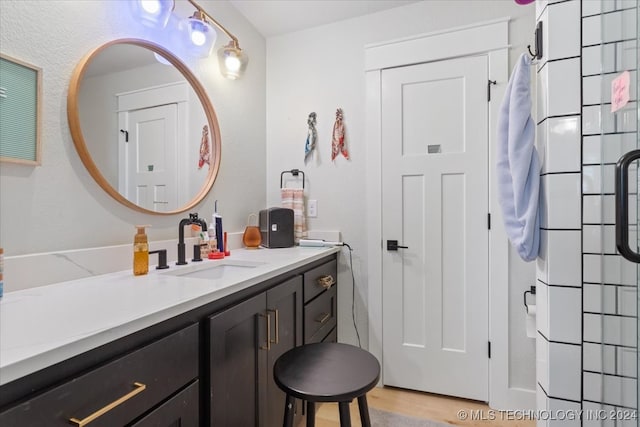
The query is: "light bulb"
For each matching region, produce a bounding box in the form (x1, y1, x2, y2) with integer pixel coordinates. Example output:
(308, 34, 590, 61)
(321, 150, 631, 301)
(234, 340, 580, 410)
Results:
(225, 56, 241, 72)
(140, 0, 160, 14)
(191, 30, 207, 46)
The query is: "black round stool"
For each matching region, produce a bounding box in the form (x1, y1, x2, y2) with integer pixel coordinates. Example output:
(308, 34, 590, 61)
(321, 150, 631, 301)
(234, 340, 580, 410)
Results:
(273, 342, 380, 427)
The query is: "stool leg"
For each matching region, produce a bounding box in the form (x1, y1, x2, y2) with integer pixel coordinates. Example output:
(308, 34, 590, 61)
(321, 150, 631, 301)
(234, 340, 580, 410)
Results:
(306, 401, 316, 427)
(357, 395, 371, 427)
(338, 402, 352, 427)
(283, 394, 295, 427)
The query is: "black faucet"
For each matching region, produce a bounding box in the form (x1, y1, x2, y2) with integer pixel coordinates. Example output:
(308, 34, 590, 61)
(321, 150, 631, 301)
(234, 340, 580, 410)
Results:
(177, 213, 208, 265)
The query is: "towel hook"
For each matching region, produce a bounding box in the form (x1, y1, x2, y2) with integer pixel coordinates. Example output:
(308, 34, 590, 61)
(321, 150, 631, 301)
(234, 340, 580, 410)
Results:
(280, 169, 305, 189)
(527, 21, 543, 60)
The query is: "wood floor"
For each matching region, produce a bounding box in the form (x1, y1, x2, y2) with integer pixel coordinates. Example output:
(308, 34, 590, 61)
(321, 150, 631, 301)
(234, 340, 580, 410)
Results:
(313, 386, 535, 427)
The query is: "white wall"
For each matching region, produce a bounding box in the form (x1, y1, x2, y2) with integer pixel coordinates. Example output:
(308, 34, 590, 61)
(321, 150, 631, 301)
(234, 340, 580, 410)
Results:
(0, 0, 266, 257)
(266, 0, 536, 398)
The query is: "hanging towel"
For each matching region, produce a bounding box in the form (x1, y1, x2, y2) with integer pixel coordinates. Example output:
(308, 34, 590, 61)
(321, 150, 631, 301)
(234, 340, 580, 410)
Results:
(496, 53, 541, 262)
(304, 112, 317, 164)
(281, 188, 307, 243)
(198, 124, 210, 169)
(331, 108, 349, 161)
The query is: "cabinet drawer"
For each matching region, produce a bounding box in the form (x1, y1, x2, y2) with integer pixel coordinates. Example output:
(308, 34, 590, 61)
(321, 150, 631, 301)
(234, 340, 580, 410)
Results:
(131, 380, 199, 427)
(303, 259, 337, 303)
(304, 286, 337, 343)
(0, 324, 199, 427)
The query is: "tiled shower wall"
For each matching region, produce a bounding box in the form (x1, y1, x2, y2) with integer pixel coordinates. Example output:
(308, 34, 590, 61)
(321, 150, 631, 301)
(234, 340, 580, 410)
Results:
(581, 0, 638, 423)
(536, 1, 583, 425)
(536, 0, 639, 425)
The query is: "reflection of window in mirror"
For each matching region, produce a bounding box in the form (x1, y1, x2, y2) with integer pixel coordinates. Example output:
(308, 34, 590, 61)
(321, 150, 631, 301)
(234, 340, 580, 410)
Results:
(70, 40, 220, 215)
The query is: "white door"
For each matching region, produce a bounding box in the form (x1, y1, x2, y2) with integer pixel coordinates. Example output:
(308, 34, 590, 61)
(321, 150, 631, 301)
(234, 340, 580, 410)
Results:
(122, 103, 178, 211)
(381, 54, 489, 401)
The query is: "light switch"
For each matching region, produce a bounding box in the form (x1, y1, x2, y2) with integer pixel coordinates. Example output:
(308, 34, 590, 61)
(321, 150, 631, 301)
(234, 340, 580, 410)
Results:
(308, 199, 317, 217)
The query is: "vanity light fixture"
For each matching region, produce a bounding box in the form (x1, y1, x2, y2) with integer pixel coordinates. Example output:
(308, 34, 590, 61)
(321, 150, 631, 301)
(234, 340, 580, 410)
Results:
(130, 0, 248, 79)
(186, 0, 248, 79)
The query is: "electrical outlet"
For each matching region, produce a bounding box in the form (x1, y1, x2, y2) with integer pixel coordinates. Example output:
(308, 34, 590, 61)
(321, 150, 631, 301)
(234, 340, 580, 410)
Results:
(308, 199, 318, 217)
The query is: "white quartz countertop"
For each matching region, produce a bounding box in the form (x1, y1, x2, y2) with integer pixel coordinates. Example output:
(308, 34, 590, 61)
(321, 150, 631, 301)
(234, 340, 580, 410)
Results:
(0, 246, 339, 386)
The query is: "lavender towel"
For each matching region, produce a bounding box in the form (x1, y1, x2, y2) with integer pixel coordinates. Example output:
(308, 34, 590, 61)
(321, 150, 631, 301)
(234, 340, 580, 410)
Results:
(496, 53, 540, 262)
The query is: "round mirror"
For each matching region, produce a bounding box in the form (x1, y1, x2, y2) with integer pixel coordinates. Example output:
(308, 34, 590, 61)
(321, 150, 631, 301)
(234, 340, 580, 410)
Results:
(68, 39, 221, 215)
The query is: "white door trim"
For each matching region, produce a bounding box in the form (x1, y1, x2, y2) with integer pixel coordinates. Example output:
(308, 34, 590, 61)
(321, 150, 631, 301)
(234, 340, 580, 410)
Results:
(365, 18, 534, 410)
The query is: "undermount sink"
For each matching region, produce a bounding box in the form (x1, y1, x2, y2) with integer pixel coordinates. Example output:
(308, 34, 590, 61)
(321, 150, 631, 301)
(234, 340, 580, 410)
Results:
(162, 260, 265, 280)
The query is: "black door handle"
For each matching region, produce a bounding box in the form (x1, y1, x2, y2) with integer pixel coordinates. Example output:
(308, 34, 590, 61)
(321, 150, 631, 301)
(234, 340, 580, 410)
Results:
(615, 149, 640, 263)
(387, 240, 408, 251)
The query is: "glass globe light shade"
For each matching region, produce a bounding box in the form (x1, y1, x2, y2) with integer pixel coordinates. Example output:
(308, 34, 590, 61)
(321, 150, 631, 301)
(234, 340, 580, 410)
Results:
(130, 0, 174, 28)
(217, 42, 248, 80)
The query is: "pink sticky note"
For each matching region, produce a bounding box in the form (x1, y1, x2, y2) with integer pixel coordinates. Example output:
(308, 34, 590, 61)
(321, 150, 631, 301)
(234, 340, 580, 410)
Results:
(611, 71, 630, 113)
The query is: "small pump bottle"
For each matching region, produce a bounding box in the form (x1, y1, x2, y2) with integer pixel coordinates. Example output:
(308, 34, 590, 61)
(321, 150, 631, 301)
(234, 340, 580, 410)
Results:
(133, 225, 150, 276)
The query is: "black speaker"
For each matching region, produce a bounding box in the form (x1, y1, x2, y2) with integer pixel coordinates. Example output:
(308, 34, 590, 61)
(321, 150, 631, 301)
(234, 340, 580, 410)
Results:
(259, 208, 295, 248)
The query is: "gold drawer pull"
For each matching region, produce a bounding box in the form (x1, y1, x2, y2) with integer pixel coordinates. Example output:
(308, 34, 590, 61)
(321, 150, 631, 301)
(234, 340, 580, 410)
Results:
(260, 312, 271, 351)
(268, 308, 279, 344)
(69, 382, 146, 426)
(317, 275, 335, 289)
(315, 312, 330, 324)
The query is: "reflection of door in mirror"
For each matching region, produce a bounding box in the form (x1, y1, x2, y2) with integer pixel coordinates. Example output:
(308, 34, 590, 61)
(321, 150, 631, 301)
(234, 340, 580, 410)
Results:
(73, 41, 217, 214)
(116, 83, 190, 212)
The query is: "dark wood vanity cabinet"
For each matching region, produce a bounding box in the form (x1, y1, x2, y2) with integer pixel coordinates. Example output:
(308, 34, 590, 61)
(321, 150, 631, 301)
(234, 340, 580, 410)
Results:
(0, 254, 337, 427)
(208, 275, 303, 427)
(0, 324, 199, 427)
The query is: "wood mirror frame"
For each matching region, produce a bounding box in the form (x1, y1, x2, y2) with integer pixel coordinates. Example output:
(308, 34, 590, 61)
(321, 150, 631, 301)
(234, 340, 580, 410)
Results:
(67, 38, 221, 215)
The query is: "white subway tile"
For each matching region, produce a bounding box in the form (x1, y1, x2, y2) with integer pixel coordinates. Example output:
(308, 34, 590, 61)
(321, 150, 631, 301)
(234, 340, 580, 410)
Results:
(583, 195, 616, 224)
(616, 101, 638, 132)
(548, 286, 581, 343)
(582, 133, 638, 165)
(619, 345, 638, 378)
(584, 10, 638, 46)
(584, 71, 638, 105)
(545, 230, 581, 286)
(547, 342, 581, 400)
(584, 313, 637, 347)
(583, 254, 602, 283)
(582, 401, 617, 427)
(583, 105, 616, 135)
(583, 341, 616, 374)
(583, 225, 616, 254)
(582, 164, 616, 194)
(545, 1, 580, 61)
(537, 332, 549, 391)
(618, 285, 638, 317)
(582, 44, 616, 76)
(584, 372, 638, 408)
(537, 229, 548, 283)
(583, 15, 601, 46)
(582, 0, 617, 16)
(541, 117, 580, 174)
(617, 40, 637, 71)
(537, 279, 549, 337)
(548, 398, 581, 427)
(540, 174, 581, 229)
(537, 63, 548, 121)
(584, 283, 618, 314)
(548, 59, 581, 116)
(603, 254, 639, 286)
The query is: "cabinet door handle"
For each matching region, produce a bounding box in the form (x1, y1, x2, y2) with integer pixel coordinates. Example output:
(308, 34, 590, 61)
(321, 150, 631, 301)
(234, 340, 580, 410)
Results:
(69, 382, 146, 426)
(317, 275, 335, 289)
(315, 312, 330, 324)
(260, 312, 271, 351)
(267, 309, 279, 344)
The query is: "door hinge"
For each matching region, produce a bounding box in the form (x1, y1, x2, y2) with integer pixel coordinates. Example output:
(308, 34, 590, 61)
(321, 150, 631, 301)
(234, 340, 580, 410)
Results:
(487, 213, 491, 230)
(487, 80, 497, 102)
(488, 341, 491, 358)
